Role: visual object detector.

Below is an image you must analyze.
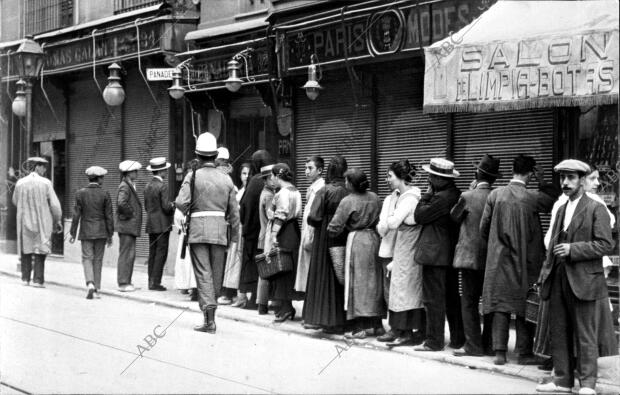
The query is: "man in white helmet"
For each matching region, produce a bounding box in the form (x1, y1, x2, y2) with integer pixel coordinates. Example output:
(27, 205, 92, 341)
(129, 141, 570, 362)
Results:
(175, 133, 240, 334)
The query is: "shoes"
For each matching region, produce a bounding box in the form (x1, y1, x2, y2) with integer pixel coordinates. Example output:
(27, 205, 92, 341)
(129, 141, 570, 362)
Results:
(518, 354, 544, 366)
(21, 280, 29, 286)
(537, 358, 553, 371)
(180, 289, 189, 295)
(387, 336, 415, 347)
(453, 348, 484, 357)
(367, 327, 386, 337)
(535, 382, 572, 393)
(322, 326, 344, 335)
(303, 322, 321, 330)
(194, 307, 216, 334)
(231, 294, 248, 308)
(31, 282, 45, 288)
(411, 331, 425, 346)
(377, 330, 398, 343)
(494, 351, 507, 365)
(344, 329, 367, 340)
(189, 289, 198, 301)
(448, 341, 465, 349)
(414, 343, 443, 352)
(148, 284, 167, 291)
(118, 284, 135, 292)
(217, 296, 233, 305)
(258, 304, 269, 315)
(273, 308, 295, 323)
(577, 388, 596, 395)
(93, 291, 101, 299)
(86, 283, 95, 299)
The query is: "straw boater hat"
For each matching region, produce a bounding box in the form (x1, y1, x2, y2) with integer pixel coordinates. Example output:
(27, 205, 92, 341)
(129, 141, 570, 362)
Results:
(146, 157, 171, 172)
(473, 154, 502, 178)
(85, 166, 107, 177)
(27, 157, 48, 164)
(260, 164, 274, 178)
(422, 158, 460, 178)
(554, 159, 590, 174)
(119, 160, 142, 172)
(195, 133, 218, 156)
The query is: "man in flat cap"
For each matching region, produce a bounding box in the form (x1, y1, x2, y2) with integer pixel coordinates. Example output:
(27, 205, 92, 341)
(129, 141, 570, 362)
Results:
(480, 154, 559, 366)
(69, 166, 113, 299)
(144, 157, 175, 291)
(13, 157, 62, 287)
(536, 160, 616, 395)
(115, 160, 142, 292)
(175, 133, 240, 333)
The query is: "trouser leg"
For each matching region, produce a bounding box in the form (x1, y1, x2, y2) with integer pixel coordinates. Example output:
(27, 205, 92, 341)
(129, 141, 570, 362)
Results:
(549, 265, 575, 389)
(191, 243, 226, 311)
(92, 239, 106, 290)
(572, 284, 600, 389)
(209, 244, 226, 303)
(515, 315, 534, 355)
(446, 266, 465, 347)
(32, 254, 46, 284)
(81, 240, 96, 286)
(152, 232, 170, 286)
(117, 234, 136, 286)
(147, 233, 157, 284)
(460, 269, 484, 354)
(492, 312, 510, 352)
(21, 253, 33, 282)
(422, 265, 447, 350)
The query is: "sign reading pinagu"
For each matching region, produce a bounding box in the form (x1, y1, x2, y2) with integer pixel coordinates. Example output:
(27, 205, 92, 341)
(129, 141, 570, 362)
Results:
(424, 31, 619, 112)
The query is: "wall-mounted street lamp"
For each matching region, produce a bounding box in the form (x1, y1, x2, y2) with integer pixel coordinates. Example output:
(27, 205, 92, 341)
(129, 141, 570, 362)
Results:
(302, 54, 323, 101)
(102, 63, 125, 106)
(168, 68, 185, 99)
(12, 79, 27, 118)
(224, 48, 254, 93)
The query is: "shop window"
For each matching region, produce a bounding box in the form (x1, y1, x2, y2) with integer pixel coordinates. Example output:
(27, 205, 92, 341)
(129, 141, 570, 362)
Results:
(113, 0, 160, 15)
(24, 0, 73, 35)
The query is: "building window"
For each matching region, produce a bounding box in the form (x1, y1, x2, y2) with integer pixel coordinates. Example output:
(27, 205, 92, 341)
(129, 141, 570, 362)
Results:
(24, 0, 73, 35)
(113, 0, 160, 15)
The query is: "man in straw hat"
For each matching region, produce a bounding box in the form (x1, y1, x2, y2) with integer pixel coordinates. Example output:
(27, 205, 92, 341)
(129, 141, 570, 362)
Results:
(536, 160, 616, 395)
(175, 132, 240, 333)
(413, 158, 464, 352)
(480, 154, 559, 366)
(450, 154, 501, 357)
(69, 166, 113, 299)
(13, 157, 62, 288)
(144, 157, 175, 291)
(116, 160, 142, 292)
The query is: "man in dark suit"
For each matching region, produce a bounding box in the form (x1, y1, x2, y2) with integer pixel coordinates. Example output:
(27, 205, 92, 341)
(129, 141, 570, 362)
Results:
(115, 160, 142, 292)
(536, 160, 616, 395)
(69, 166, 114, 299)
(414, 158, 464, 352)
(145, 157, 175, 291)
(450, 154, 500, 357)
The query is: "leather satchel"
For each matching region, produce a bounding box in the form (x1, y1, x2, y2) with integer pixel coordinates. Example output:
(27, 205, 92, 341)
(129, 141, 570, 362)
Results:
(256, 245, 294, 280)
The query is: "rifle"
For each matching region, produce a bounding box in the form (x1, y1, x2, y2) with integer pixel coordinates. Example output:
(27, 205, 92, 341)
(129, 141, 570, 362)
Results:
(180, 161, 197, 259)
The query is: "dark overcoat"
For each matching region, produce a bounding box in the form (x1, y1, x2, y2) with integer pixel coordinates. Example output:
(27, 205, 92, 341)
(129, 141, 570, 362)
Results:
(144, 177, 174, 234)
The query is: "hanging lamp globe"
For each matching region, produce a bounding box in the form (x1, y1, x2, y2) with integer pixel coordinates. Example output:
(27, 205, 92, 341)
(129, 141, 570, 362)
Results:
(12, 79, 27, 117)
(302, 61, 323, 101)
(224, 59, 243, 92)
(168, 68, 185, 99)
(102, 63, 125, 106)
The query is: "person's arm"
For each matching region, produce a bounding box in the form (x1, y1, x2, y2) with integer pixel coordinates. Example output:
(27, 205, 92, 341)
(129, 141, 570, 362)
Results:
(387, 195, 417, 229)
(450, 195, 468, 224)
(307, 188, 326, 228)
(270, 190, 290, 238)
(414, 191, 452, 224)
(327, 199, 351, 237)
(104, 191, 114, 245)
(479, 193, 494, 241)
(160, 183, 175, 216)
(174, 173, 191, 214)
(69, 191, 81, 240)
(48, 182, 62, 232)
(117, 183, 134, 217)
(376, 196, 391, 236)
(568, 204, 615, 261)
(227, 185, 240, 243)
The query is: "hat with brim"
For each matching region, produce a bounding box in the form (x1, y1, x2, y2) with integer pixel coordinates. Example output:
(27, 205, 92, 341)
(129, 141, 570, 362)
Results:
(195, 132, 218, 157)
(119, 160, 142, 172)
(27, 157, 48, 164)
(216, 147, 230, 160)
(85, 166, 107, 177)
(260, 164, 274, 178)
(554, 159, 590, 174)
(422, 158, 460, 178)
(146, 157, 171, 172)
(473, 154, 502, 178)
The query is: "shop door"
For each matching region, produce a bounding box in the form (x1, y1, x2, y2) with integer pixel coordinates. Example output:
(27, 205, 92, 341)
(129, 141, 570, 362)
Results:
(37, 140, 65, 255)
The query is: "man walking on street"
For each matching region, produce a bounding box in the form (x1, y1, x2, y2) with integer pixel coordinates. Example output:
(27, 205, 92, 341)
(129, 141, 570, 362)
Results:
(413, 158, 464, 352)
(69, 166, 113, 299)
(536, 160, 616, 395)
(480, 154, 558, 365)
(116, 160, 142, 292)
(450, 155, 500, 357)
(13, 157, 62, 288)
(175, 132, 240, 333)
(145, 157, 175, 291)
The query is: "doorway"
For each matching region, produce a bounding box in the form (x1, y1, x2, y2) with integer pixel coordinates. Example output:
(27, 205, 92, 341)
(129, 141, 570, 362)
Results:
(37, 140, 65, 255)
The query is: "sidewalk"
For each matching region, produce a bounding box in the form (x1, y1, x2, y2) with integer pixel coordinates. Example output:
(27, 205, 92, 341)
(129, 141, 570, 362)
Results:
(1, 251, 618, 393)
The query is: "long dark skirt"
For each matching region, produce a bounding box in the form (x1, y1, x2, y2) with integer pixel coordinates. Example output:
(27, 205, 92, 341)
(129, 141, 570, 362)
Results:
(389, 308, 425, 331)
(270, 220, 303, 301)
(239, 237, 258, 294)
(303, 226, 346, 328)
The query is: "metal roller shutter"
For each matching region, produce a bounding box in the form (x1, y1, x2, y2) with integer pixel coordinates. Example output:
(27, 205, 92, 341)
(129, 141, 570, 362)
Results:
(295, 72, 372, 203)
(123, 65, 171, 259)
(376, 69, 447, 198)
(67, 78, 122, 226)
(452, 109, 555, 228)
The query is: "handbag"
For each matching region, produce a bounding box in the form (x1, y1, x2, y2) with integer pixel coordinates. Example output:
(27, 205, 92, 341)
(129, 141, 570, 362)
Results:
(256, 245, 294, 280)
(525, 285, 540, 324)
(329, 246, 346, 285)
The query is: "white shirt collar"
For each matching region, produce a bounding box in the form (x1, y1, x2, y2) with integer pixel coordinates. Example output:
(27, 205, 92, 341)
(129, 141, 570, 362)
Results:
(309, 177, 325, 191)
(563, 193, 583, 231)
(510, 179, 526, 186)
(154, 176, 163, 182)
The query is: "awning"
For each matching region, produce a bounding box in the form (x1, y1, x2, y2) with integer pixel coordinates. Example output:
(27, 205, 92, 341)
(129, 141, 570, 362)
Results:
(423, 1, 619, 113)
(185, 18, 268, 42)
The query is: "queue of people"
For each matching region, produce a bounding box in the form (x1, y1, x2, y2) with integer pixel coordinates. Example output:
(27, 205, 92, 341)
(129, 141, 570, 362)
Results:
(12, 132, 617, 394)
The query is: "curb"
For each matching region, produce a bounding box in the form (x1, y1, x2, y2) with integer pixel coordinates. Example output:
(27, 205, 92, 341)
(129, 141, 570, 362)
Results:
(2, 267, 619, 393)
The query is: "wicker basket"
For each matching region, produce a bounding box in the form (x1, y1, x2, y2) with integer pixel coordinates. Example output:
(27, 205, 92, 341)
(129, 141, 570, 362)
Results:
(329, 246, 346, 285)
(525, 286, 540, 324)
(256, 247, 294, 280)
